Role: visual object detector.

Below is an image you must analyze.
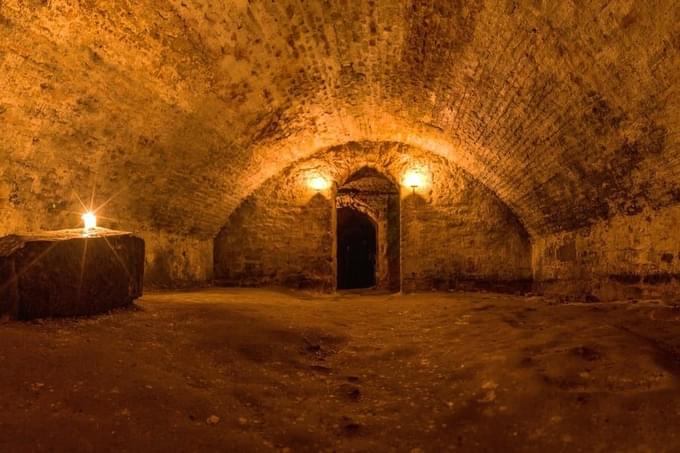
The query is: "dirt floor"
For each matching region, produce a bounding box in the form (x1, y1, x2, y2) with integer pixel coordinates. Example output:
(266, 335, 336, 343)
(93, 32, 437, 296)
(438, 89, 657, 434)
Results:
(1, 289, 680, 452)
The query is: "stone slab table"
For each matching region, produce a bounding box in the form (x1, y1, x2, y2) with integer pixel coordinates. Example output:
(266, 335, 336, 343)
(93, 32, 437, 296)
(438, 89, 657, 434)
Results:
(0, 228, 144, 320)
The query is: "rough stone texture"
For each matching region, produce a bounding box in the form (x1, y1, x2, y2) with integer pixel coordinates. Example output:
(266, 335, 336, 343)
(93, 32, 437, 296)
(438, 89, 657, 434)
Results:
(3, 288, 680, 451)
(0, 228, 144, 319)
(214, 185, 334, 290)
(0, 220, 211, 289)
(401, 189, 532, 293)
(0, 1, 679, 294)
(1, 0, 679, 238)
(215, 142, 531, 291)
(534, 205, 680, 301)
(142, 231, 213, 289)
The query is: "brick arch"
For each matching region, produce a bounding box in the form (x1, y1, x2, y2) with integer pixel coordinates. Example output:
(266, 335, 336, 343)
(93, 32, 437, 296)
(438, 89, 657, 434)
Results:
(214, 136, 532, 291)
(226, 139, 531, 239)
(335, 166, 401, 290)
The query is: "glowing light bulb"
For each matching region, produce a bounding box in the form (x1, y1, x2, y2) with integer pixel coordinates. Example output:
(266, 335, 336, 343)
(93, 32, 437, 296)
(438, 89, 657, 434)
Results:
(308, 175, 330, 192)
(82, 211, 97, 231)
(403, 169, 425, 190)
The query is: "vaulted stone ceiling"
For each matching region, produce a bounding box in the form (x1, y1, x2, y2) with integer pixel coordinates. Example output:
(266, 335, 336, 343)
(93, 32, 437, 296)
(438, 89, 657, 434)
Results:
(1, 0, 679, 237)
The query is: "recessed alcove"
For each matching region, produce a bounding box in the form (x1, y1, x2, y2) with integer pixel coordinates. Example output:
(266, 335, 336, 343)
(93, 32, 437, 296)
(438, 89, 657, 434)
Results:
(213, 141, 532, 293)
(336, 167, 400, 291)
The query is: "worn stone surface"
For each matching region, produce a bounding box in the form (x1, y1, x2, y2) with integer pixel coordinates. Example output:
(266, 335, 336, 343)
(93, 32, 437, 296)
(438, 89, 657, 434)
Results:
(215, 142, 531, 291)
(2, 288, 680, 451)
(401, 190, 532, 293)
(0, 1, 678, 294)
(0, 228, 144, 319)
(534, 205, 680, 301)
(1, 0, 678, 238)
(214, 180, 335, 290)
(142, 231, 213, 289)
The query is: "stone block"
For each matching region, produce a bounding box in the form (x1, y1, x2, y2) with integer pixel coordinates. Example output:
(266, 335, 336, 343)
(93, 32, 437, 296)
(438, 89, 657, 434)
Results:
(0, 228, 144, 320)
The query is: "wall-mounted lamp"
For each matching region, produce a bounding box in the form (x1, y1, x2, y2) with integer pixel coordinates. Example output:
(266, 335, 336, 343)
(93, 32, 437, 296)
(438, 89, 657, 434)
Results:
(402, 169, 426, 193)
(81, 211, 97, 234)
(307, 175, 331, 192)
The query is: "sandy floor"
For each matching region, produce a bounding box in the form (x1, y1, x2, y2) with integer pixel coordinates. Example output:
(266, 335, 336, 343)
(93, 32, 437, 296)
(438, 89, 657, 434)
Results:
(1, 288, 680, 452)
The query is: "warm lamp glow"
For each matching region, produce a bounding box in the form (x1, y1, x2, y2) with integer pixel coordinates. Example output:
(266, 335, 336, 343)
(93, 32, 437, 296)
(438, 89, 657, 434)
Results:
(308, 175, 331, 192)
(403, 169, 426, 189)
(82, 211, 97, 231)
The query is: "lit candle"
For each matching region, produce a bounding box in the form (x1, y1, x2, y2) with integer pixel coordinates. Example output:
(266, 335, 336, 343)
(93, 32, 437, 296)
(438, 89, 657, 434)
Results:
(82, 211, 97, 231)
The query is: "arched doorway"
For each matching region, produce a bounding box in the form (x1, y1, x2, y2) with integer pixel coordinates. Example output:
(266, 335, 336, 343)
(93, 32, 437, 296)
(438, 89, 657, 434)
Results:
(337, 208, 377, 289)
(335, 167, 400, 291)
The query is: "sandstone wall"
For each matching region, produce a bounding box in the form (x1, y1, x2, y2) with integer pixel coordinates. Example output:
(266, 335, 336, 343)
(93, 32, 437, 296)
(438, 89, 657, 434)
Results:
(2, 1, 678, 244)
(142, 231, 213, 289)
(533, 206, 680, 301)
(214, 179, 335, 290)
(214, 143, 532, 292)
(2, 2, 679, 295)
(401, 191, 532, 293)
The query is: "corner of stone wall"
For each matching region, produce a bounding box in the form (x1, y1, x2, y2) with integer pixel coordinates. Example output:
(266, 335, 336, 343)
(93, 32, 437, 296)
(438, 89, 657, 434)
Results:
(532, 206, 680, 302)
(141, 230, 214, 290)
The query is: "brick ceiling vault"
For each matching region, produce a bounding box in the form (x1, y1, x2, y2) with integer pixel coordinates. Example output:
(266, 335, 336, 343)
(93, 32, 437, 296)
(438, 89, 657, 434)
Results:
(0, 0, 678, 238)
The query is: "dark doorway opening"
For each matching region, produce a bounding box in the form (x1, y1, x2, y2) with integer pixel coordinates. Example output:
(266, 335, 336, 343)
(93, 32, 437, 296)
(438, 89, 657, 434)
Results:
(335, 167, 400, 292)
(337, 207, 377, 289)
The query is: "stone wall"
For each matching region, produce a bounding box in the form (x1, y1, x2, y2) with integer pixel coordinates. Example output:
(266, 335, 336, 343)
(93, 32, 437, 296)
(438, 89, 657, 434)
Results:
(214, 142, 532, 292)
(533, 206, 680, 301)
(142, 231, 213, 289)
(214, 188, 335, 290)
(2, 2, 679, 295)
(401, 191, 532, 293)
(0, 206, 213, 289)
(2, 1, 678, 244)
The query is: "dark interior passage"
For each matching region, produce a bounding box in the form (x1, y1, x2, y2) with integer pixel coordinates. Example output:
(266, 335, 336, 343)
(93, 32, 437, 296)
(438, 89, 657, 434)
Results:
(337, 207, 377, 289)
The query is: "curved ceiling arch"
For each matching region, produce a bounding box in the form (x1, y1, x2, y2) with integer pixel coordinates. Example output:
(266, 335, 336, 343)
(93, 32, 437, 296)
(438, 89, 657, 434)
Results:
(1, 0, 678, 238)
(226, 139, 533, 239)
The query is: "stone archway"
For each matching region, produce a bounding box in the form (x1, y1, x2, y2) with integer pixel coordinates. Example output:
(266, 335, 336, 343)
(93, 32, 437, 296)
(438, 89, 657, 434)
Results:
(335, 167, 400, 291)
